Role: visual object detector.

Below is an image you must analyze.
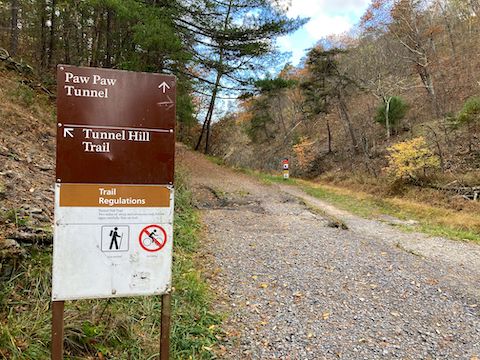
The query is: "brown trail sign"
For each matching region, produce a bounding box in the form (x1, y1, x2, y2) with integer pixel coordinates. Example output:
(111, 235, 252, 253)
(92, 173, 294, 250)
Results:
(56, 65, 175, 184)
(52, 65, 175, 360)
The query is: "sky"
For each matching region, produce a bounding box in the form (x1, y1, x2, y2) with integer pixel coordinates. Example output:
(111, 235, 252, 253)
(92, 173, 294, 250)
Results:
(278, 0, 372, 65)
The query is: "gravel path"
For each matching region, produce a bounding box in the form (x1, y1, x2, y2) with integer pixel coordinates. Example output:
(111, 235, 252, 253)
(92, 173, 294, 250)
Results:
(178, 146, 480, 360)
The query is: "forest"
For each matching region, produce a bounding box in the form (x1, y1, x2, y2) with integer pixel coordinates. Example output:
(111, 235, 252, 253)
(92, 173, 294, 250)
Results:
(209, 0, 480, 205)
(0, 0, 479, 198)
(1, 1, 480, 358)
(0, 0, 304, 150)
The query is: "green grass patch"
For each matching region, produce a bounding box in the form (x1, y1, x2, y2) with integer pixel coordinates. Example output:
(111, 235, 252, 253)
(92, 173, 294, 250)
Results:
(0, 170, 221, 359)
(299, 183, 480, 242)
(254, 173, 297, 186)
(248, 172, 480, 243)
(204, 155, 225, 166)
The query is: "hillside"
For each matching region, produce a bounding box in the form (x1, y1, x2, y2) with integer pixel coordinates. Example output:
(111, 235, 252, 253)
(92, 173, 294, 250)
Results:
(0, 62, 56, 270)
(206, 1, 480, 210)
(0, 65, 221, 359)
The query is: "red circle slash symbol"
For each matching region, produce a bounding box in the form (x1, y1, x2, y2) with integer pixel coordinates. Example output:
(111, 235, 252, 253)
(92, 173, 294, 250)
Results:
(138, 225, 167, 252)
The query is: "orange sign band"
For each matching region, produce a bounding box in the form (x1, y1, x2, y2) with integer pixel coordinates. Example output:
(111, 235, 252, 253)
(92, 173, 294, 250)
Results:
(59, 184, 170, 207)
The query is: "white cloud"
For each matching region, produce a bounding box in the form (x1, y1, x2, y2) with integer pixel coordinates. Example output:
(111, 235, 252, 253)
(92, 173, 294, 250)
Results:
(285, 0, 371, 18)
(304, 14, 352, 39)
(285, 0, 371, 38)
(276, 0, 371, 64)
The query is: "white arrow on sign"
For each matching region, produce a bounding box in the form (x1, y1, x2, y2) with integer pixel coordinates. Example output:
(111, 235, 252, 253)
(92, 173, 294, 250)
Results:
(158, 82, 170, 93)
(63, 127, 74, 138)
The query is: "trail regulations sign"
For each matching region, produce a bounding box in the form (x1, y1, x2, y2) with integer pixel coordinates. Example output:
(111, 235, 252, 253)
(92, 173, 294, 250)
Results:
(52, 65, 176, 301)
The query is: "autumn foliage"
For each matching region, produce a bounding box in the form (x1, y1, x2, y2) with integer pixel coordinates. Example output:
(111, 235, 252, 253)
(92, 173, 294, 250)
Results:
(209, 0, 479, 190)
(385, 137, 440, 183)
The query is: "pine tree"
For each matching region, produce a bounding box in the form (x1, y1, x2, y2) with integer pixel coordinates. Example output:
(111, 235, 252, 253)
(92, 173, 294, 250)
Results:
(177, 0, 306, 153)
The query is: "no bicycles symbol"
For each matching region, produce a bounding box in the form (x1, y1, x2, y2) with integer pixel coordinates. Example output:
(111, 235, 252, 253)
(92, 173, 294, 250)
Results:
(138, 225, 167, 252)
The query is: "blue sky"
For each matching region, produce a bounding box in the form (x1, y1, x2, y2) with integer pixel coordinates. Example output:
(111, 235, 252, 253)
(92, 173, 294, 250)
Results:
(278, 0, 372, 65)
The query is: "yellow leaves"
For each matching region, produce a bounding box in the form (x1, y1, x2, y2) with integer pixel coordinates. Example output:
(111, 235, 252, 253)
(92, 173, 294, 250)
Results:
(260, 283, 269, 289)
(322, 312, 330, 320)
(385, 137, 440, 182)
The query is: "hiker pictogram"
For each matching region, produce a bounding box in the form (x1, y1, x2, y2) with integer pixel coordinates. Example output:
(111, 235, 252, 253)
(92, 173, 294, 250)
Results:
(110, 227, 121, 249)
(139, 225, 167, 252)
(101, 225, 129, 252)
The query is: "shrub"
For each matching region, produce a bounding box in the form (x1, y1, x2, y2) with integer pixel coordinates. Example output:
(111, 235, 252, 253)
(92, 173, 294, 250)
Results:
(457, 96, 480, 124)
(375, 96, 409, 130)
(385, 137, 440, 183)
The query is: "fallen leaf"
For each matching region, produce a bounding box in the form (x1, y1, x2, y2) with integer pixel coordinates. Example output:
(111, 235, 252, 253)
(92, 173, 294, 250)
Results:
(322, 312, 330, 320)
(260, 283, 268, 289)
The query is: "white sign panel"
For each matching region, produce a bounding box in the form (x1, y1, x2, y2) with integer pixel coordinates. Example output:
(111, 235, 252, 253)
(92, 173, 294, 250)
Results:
(52, 184, 174, 301)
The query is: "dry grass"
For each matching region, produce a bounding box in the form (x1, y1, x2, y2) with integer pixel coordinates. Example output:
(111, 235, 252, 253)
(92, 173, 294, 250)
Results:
(306, 180, 480, 241)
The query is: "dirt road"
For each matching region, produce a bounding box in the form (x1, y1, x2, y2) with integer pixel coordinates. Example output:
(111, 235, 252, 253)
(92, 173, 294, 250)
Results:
(178, 146, 480, 360)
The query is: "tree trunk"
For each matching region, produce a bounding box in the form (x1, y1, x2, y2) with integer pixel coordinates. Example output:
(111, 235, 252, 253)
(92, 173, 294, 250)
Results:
(10, 0, 19, 57)
(440, 3, 456, 57)
(63, 10, 71, 64)
(90, 10, 102, 67)
(385, 96, 392, 139)
(416, 64, 441, 117)
(47, 0, 57, 68)
(195, 71, 221, 153)
(337, 91, 358, 154)
(276, 97, 288, 135)
(195, 0, 234, 154)
(105, 8, 113, 68)
(326, 117, 332, 153)
(39, 0, 47, 68)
